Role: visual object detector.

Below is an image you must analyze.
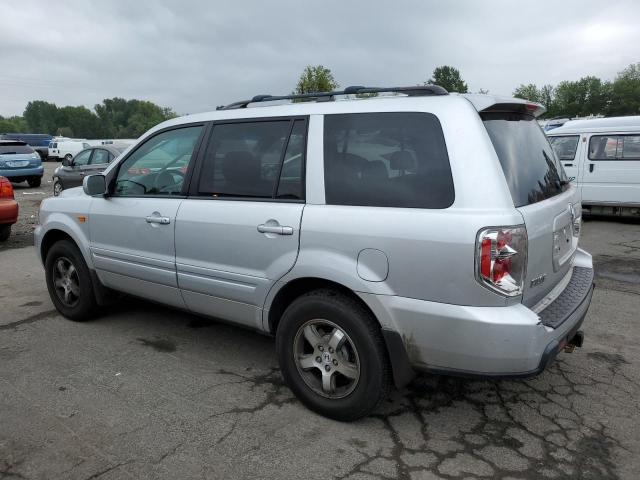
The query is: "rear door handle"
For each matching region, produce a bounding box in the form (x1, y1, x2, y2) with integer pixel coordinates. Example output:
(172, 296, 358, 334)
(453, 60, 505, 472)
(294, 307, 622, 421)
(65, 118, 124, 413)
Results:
(146, 215, 171, 225)
(564, 163, 573, 167)
(257, 224, 293, 235)
(589, 164, 595, 173)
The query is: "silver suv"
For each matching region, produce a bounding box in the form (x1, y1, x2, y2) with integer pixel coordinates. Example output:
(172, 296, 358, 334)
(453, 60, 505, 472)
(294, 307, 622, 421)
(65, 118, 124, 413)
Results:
(35, 86, 594, 421)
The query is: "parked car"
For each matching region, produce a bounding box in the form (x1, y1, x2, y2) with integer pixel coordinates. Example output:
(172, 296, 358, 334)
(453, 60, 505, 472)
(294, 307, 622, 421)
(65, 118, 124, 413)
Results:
(0, 133, 53, 160)
(53, 145, 126, 196)
(35, 86, 594, 421)
(0, 176, 18, 241)
(48, 140, 91, 161)
(0, 140, 44, 187)
(548, 115, 640, 216)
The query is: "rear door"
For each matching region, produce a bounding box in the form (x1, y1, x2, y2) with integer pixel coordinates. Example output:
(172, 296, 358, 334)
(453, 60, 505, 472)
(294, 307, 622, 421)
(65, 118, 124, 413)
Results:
(549, 135, 581, 184)
(482, 111, 579, 308)
(175, 118, 307, 330)
(582, 133, 640, 206)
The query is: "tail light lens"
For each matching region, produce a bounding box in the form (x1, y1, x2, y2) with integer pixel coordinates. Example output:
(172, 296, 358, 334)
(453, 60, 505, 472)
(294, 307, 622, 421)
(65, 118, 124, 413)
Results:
(476, 226, 527, 296)
(0, 177, 14, 199)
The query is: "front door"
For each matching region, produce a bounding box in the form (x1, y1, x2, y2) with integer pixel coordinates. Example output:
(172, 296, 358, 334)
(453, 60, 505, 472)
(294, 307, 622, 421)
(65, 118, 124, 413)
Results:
(62, 149, 92, 189)
(175, 118, 307, 329)
(582, 133, 640, 205)
(89, 125, 205, 308)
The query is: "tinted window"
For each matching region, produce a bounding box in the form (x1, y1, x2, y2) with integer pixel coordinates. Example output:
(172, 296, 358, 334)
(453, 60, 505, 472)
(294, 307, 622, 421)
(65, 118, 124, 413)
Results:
(589, 135, 640, 160)
(277, 120, 306, 199)
(0, 143, 34, 154)
(323, 112, 453, 208)
(73, 150, 92, 166)
(114, 126, 202, 196)
(549, 135, 579, 161)
(198, 120, 301, 198)
(482, 112, 568, 207)
(91, 149, 110, 164)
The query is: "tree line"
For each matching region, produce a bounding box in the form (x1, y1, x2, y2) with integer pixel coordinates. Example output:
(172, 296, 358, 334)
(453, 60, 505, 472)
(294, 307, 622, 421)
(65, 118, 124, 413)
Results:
(0, 98, 176, 139)
(2, 62, 638, 137)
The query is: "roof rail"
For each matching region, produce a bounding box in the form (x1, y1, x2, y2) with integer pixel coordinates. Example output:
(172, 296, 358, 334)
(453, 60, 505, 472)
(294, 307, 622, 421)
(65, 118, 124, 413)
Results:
(216, 85, 448, 110)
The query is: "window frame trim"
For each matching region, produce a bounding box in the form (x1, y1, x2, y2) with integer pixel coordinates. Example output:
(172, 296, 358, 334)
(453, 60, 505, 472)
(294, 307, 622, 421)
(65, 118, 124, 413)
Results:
(106, 122, 208, 199)
(187, 115, 309, 203)
(588, 133, 640, 161)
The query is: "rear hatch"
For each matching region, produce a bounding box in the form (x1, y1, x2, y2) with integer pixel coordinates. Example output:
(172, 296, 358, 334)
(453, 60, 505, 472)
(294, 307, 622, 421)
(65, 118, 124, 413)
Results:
(0, 142, 40, 170)
(481, 105, 580, 307)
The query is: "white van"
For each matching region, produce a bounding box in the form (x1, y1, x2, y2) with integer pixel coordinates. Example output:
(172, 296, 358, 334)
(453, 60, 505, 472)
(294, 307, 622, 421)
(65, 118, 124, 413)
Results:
(48, 140, 91, 161)
(548, 116, 640, 216)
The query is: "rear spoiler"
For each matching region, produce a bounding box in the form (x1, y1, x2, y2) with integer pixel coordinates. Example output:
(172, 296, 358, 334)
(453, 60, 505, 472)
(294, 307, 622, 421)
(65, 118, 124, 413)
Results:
(461, 94, 546, 118)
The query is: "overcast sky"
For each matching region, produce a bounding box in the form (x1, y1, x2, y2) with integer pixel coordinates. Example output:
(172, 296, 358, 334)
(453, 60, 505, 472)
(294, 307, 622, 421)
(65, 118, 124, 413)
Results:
(1, 0, 639, 116)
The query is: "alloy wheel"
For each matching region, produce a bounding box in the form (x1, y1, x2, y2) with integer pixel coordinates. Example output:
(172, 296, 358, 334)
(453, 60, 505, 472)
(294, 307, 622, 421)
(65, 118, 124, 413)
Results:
(52, 257, 80, 307)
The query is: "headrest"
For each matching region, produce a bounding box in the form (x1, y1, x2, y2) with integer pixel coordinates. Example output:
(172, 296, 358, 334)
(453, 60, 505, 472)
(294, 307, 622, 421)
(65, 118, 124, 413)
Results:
(390, 150, 416, 170)
(223, 151, 260, 183)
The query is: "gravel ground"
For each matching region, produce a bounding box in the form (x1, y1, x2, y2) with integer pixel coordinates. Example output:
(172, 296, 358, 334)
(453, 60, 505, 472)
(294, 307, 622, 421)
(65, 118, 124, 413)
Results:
(0, 161, 59, 252)
(0, 192, 639, 479)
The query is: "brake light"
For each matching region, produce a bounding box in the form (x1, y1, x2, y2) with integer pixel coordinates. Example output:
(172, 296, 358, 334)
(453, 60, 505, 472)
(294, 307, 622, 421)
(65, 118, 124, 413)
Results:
(476, 226, 527, 296)
(0, 177, 14, 199)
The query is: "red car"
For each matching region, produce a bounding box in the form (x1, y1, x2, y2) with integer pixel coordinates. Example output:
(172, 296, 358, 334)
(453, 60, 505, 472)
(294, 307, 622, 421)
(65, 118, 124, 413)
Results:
(0, 176, 18, 241)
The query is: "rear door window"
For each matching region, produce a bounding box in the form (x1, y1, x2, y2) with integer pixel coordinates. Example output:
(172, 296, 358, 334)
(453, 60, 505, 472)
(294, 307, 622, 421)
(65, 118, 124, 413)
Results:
(549, 135, 579, 161)
(482, 112, 569, 207)
(90, 149, 110, 165)
(197, 119, 306, 199)
(323, 112, 454, 208)
(589, 135, 640, 160)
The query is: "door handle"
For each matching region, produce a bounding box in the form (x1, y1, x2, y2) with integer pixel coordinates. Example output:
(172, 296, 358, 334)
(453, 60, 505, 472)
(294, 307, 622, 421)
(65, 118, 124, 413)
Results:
(257, 224, 293, 235)
(589, 164, 595, 173)
(564, 163, 573, 167)
(146, 215, 171, 225)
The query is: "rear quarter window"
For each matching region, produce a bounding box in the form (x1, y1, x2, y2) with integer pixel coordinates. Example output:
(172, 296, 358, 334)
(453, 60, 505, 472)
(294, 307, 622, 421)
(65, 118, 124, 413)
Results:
(323, 112, 454, 208)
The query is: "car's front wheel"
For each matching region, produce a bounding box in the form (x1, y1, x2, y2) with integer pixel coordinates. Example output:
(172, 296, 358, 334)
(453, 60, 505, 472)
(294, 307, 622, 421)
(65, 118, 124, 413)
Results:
(45, 240, 97, 321)
(276, 289, 392, 421)
(0, 225, 11, 242)
(27, 177, 41, 188)
(53, 181, 63, 196)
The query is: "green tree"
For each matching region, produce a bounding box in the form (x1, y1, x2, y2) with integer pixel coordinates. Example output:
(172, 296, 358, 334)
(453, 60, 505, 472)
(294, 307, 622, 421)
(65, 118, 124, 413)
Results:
(513, 83, 541, 102)
(0, 115, 28, 133)
(608, 63, 640, 116)
(24, 101, 59, 134)
(293, 65, 339, 95)
(426, 66, 468, 93)
(95, 98, 176, 138)
(553, 76, 611, 118)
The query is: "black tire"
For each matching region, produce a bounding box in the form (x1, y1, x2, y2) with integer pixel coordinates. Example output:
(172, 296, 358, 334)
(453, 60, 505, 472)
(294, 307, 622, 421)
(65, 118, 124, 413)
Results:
(276, 289, 392, 421)
(45, 240, 97, 321)
(28, 177, 41, 188)
(53, 181, 63, 196)
(0, 225, 10, 242)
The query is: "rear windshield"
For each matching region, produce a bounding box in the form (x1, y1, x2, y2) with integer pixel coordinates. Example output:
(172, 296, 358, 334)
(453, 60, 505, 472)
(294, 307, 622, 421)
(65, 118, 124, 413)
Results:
(482, 112, 569, 207)
(0, 143, 34, 154)
(549, 135, 579, 161)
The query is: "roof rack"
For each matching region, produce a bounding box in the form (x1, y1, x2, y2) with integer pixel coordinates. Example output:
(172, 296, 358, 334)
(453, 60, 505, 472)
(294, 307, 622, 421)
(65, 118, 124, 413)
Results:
(216, 85, 448, 110)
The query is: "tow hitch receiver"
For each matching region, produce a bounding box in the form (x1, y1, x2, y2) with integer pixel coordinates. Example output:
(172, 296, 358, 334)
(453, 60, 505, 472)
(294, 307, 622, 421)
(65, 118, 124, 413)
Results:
(563, 330, 584, 353)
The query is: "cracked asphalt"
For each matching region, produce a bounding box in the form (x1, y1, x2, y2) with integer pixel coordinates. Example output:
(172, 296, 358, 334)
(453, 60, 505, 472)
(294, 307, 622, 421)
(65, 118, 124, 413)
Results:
(1, 217, 640, 479)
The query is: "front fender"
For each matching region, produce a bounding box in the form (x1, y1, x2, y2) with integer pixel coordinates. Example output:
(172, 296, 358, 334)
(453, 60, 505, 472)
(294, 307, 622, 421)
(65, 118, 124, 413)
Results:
(35, 214, 93, 269)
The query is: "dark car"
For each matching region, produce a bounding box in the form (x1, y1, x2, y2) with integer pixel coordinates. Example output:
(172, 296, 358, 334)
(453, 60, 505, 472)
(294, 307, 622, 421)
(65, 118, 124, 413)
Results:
(0, 133, 53, 160)
(52, 145, 125, 196)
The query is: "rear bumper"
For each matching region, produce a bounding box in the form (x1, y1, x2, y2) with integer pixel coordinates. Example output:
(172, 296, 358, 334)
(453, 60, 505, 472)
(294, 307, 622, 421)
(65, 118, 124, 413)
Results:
(0, 200, 19, 225)
(363, 248, 595, 383)
(0, 166, 44, 179)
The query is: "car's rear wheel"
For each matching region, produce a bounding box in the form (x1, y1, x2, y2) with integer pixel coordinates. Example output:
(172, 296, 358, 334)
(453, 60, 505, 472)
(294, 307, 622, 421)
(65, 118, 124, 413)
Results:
(27, 177, 41, 188)
(0, 225, 10, 242)
(45, 240, 97, 321)
(53, 181, 63, 196)
(276, 289, 391, 421)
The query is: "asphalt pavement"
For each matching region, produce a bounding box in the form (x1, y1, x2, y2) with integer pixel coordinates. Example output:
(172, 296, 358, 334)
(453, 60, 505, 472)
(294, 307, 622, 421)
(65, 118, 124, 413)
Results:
(1, 216, 639, 479)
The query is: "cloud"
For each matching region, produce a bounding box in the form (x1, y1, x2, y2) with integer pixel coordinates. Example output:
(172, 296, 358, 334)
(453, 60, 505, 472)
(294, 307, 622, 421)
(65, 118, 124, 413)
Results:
(1, 0, 639, 116)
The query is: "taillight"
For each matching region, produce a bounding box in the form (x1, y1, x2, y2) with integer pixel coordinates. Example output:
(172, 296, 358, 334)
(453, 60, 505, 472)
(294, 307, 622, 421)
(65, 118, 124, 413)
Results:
(0, 177, 14, 199)
(476, 226, 527, 296)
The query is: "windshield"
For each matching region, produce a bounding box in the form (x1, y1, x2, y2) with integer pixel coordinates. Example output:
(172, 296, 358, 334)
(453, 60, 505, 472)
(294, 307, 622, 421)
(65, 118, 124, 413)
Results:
(482, 112, 569, 207)
(0, 143, 35, 155)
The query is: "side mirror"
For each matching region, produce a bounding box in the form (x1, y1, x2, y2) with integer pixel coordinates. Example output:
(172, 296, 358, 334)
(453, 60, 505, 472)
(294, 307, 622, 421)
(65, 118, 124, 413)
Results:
(61, 158, 71, 167)
(83, 175, 107, 196)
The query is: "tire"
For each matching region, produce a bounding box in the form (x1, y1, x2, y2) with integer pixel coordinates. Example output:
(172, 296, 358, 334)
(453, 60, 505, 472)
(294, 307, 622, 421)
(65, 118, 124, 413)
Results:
(28, 177, 41, 188)
(53, 181, 63, 196)
(0, 225, 10, 242)
(276, 289, 392, 421)
(64, 154, 73, 162)
(45, 240, 97, 321)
